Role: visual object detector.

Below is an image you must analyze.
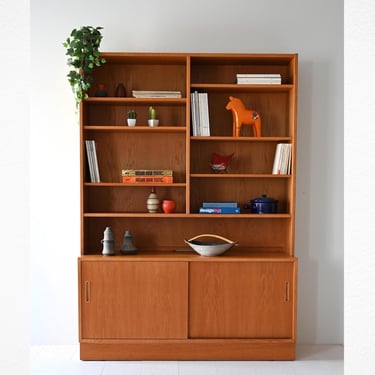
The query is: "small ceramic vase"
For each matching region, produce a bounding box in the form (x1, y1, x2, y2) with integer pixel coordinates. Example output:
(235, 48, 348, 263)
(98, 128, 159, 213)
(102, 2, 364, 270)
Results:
(115, 83, 126, 97)
(101, 226, 115, 255)
(146, 187, 160, 213)
(162, 199, 176, 213)
(120, 230, 137, 255)
(95, 83, 108, 97)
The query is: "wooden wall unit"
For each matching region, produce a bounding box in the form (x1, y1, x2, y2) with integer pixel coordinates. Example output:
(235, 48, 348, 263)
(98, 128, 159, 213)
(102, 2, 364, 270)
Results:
(78, 52, 298, 360)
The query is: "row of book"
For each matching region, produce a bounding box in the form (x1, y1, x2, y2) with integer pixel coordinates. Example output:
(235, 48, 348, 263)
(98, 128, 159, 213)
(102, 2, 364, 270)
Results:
(199, 201, 240, 214)
(122, 169, 173, 184)
(190, 91, 210, 136)
(272, 143, 292, 175)
(85, 140, 101, 182)
(236, 73, 282, 85)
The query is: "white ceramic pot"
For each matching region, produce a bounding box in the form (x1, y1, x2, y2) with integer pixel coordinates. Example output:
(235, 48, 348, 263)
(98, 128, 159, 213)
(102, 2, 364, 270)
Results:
(127, 118, 136, 126)
(148, 119, 159, 127)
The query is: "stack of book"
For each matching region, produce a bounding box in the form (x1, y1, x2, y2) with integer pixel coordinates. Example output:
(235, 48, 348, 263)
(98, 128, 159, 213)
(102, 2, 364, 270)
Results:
(132, 90, 182, 98)
(236, 73, 282, 85)
(122, 169, 173, 183)
(190, 91, 210, 136)
(85, 140, 100, 182)
(199, 201, 240, 214)
(272, 143, 292, 175)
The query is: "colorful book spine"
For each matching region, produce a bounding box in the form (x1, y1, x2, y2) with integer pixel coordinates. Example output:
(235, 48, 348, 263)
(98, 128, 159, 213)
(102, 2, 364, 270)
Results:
(122, 176, 173, 184)
(122, 169, 173, 177)
(199, 207, 240, 214)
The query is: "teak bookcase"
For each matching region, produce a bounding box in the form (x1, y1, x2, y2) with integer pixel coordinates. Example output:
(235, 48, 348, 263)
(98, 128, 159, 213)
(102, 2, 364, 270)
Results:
(78, 52, 298, 360)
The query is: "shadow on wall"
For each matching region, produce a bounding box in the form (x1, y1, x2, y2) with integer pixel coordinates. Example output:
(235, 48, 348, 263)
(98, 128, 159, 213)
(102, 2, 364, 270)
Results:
(295, 59, 318, 343)
(295, 58, 343, 344)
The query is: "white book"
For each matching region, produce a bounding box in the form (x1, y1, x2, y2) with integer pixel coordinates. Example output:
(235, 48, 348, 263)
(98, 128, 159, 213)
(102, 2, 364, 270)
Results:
(201, 93, 210, 136)
(85, 140, 95, 182)
(190, 91, 200, 136)
(190, 92, 196, 135)
(236, 73, 281, 78)
(198, 93, 210, 136)
(195, 91, 200, 136)
(237, 77, 281, 84)
(198, 93, 204, 136)
(287, 144, 292, 174)
(280, 144, 288, 174)
(272, 143, 283, 174)
(132, 90, 181, 98)
(91, 140, 100, 182)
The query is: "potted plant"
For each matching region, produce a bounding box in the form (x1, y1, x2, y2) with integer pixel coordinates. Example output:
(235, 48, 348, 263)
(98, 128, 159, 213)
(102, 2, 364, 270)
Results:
(63, 26, 106, 109)
(148, 106, 159, 127)
(127, 110, 137, 126)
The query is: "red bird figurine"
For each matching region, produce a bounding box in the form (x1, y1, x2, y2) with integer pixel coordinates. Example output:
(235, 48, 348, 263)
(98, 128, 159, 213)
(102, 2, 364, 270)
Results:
(209, 152, 234, 173)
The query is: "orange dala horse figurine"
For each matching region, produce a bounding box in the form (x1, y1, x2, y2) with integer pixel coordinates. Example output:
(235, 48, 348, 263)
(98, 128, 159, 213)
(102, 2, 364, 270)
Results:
(226, 96, 262, 137)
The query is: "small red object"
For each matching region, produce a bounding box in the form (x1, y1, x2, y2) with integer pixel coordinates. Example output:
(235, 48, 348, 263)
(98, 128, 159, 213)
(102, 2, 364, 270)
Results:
(211, 152, 234, 165)
(162, 200, 176, 213)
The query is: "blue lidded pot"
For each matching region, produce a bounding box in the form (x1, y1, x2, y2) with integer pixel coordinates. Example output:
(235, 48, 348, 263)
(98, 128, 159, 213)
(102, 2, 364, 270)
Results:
(245, 194, 278, 214)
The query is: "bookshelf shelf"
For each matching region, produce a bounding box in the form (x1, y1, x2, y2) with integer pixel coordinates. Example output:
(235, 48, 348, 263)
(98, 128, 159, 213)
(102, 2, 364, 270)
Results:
(190, 173, 291, 178)
(84, 97, 187, 104)
(84, 182, 187, 187)
(83, 212, 292, 219)
(191, 136, 292, 142)
(83, 125, 187, 133)
(190, 83, 294, 92)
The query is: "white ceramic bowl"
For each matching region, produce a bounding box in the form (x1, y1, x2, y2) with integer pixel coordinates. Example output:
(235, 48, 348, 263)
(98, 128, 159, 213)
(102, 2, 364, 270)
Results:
(184, 234, 238, 256)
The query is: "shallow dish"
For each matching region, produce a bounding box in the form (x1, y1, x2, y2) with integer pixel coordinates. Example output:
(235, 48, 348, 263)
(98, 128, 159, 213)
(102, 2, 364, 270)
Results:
(184, 234, 238, 256)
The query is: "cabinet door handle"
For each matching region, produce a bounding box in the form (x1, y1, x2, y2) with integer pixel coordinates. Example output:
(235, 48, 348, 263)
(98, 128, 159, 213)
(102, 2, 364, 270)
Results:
(85, 281, 90, 303)
(285, 281, 290, 302)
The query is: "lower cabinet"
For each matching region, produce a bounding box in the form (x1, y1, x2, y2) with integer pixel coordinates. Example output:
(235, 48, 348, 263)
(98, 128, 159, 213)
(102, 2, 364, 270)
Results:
(189, 262, 295, 338)
(80, 260, 188, 339)
(78, 257, 297, 360)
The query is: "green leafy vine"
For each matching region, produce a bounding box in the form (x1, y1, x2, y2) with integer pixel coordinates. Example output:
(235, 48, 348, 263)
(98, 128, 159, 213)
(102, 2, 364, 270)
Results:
(63, 26, 106, 109)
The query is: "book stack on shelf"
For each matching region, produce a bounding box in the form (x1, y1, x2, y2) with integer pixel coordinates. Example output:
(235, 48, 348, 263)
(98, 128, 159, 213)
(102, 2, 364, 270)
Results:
(122, 169, 173, 183)
(132, 90, 182, 98)
(272, 143, 292, 175)
(85, 140, 100, 182)
(236, 73, 282, 85)
(190, 91, 210, 136)
(199, 201, 240, 214)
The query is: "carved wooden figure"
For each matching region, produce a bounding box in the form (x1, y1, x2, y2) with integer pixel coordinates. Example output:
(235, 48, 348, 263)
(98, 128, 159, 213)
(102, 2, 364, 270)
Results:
(226, 96, 262, 137)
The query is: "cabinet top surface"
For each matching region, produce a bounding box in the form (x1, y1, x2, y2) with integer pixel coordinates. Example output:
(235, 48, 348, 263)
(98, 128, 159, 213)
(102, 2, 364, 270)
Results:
(99, 52, 298, 63)
(79, 251, 297, 262)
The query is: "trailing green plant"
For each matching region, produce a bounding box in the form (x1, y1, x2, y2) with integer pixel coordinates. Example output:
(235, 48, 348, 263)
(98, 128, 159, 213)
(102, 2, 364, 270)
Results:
(63, 26, 106, 109)
(127, 110, 137, 119)
(149, 106, 157, 119)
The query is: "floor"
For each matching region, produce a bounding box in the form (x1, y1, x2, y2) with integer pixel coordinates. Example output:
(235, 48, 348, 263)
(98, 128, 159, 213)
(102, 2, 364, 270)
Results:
(30, 344, 343, 375)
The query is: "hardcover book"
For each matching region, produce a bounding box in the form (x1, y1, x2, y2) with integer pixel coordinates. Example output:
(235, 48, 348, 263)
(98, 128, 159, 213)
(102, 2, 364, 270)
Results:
(199, 207, 240, 214)
(202, 201, 238, 208)
(122, 176, 173, 183)
(122, 169, 173, 177)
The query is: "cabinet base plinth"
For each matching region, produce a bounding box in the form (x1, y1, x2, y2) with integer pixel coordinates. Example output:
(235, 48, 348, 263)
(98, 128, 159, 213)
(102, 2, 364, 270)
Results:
(80, 339, 296, 361)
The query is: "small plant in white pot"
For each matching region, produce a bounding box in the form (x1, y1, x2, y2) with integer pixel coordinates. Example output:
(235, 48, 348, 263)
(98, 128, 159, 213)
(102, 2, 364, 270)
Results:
(127, 110, 137, 126)
(148, 106, 159, 127)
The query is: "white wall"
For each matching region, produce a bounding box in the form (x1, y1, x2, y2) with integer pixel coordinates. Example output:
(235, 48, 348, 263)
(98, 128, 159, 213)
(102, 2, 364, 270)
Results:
(0, 0, 30, 371)
(30, 0, 343, 344)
